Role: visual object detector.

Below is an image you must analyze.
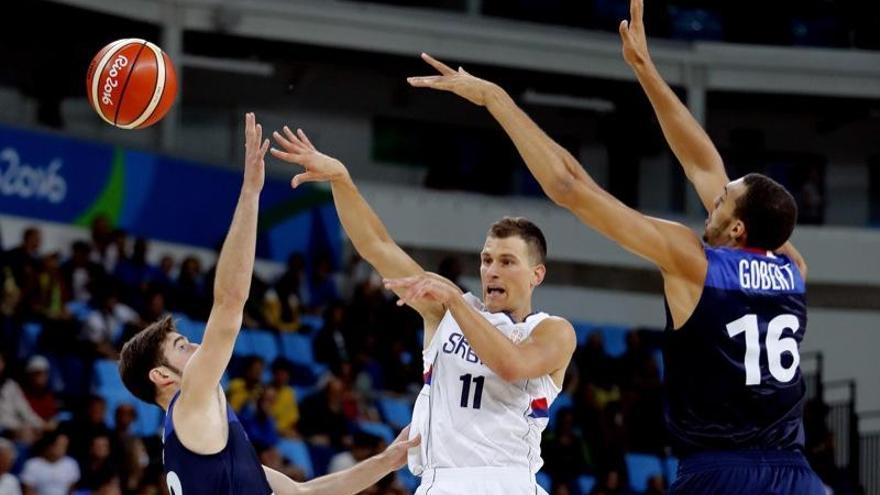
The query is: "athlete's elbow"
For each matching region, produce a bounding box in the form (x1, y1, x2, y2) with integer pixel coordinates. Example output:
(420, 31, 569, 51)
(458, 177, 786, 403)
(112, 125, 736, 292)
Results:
(495, 362, 524, 383)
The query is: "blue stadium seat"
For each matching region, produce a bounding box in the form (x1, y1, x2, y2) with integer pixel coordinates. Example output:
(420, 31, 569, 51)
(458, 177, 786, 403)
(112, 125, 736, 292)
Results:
(249, 330, 280, 364)
(133, 400, 164, 437)
(548, 393, 573, 429)
(625, 452, 664, 493)
(572, 322, 594, 346)
(277, 439, 314, 479)
(357, 421, 395, 443)
(66, 301, 92, 320)
(576, 474, 596, 495)
(19, 322, 43, 358)
(300, 315, 324, 332)
(600, 325, 628, 357)
(93, 359, 125, 392)
(536, 471, 552, 492)
(232, 331, 255, 357)
(280, 333, 315, 366)
(664, 456, 680, 485)
(176, 317, 205, 343)
(377, 396, 413, 430)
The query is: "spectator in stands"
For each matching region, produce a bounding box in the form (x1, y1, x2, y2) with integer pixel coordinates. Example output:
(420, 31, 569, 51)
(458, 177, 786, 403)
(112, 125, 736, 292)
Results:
(643, 475, 666, 495)
(61, 395, 110, 463)
(590, 469, 634, 495)
(227, 355, 265, 413)
(313, 301, 351, 373)
(0, 437, 21, 495)
(174, 256, 209, 319)
(437, 255, 468, 293)
(22, 355, 57, 422)
(267, 359, 299, 437)
(5, 227, 42, 287)
(275, 253, 309, 312)
(262, 288, 302, 332)
(298, 377, 352, 449)
(109, 403, 147, 494)
(543, 408, 591, 492)
(20, 430, 80, 495)
(256, 444, 306, 482)
(308, 255, 341, 311)
(153, 254, 177, 293)
(114, 237, 157, 305)
(340, 252, 373, 301)
(89, 216, 118, 273)
(33, 253, 70, 321)
(76, 433, 119, 492)
(0, 354, 46, 445)
(328, 431, 381, 473)
(240, 387, 281, 448)
(81, 287, 141, 359)
(61, 240, 105, 303)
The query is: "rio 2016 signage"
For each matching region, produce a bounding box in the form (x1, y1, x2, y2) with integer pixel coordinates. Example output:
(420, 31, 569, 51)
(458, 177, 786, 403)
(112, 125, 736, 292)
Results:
(0, 124, 341, 264)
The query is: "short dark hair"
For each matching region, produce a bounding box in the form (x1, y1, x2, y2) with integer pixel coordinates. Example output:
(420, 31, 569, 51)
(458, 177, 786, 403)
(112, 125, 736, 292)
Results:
(119, 315, 176, 405)
(735, 173, 798, 250)
(487, 217, 548, 264)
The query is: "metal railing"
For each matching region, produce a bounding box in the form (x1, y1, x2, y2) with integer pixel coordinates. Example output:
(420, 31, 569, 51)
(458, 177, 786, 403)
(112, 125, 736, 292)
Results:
(861, 410, 880, 495)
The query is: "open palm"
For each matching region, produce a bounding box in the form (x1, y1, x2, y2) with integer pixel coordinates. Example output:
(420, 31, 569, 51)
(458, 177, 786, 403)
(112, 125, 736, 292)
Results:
(270, 126, 347, 188)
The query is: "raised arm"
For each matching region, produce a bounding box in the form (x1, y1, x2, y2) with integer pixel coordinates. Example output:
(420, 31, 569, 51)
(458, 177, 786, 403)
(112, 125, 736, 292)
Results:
(270, 128, 445, 325)
(408, 55, 705, 280)
(619, 0, 807, 277)
(386, 273, 576, 384)
(263, 427, 419, 495)
(179, 113, 267, 406)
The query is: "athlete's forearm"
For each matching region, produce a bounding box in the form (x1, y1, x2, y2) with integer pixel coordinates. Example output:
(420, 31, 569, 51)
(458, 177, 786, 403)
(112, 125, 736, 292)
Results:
(631, 61, 724, 180)
(213, 188, 260, 310)
(294, 453, 395, 495)
(483, 86, 598, 207)
(445, 295, 521, 382)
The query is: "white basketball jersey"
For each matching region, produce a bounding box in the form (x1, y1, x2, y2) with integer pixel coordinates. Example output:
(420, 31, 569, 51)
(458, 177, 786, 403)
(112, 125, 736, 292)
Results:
(408, 294, 561, 476)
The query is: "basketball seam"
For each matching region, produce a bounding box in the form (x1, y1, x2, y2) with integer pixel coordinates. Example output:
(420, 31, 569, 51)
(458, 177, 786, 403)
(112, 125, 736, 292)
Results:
(91, 39, 139, 125)
(113, 41, 149, 126)
(121, 42, 167, 130)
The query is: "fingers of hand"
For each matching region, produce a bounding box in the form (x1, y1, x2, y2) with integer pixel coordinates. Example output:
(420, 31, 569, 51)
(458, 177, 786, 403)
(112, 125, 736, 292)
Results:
(421, 52, 455, 75)
(631, 0, 643, 24)
(619, 20, 629, 36)
(296, 128, 316, 151)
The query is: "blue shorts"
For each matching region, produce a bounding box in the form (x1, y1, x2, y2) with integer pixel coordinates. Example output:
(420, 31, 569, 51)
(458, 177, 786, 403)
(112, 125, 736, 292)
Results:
(669, 450, 825, 495)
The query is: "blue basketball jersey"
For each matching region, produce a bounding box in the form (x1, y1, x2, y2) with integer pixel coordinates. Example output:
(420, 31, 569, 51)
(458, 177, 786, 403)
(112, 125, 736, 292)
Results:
(162, 392, 273, 495)
(664, 246, 807, 455)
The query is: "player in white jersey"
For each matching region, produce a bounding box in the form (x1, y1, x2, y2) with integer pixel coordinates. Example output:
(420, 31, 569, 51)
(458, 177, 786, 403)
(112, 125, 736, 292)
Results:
(269, 128, 577, 495)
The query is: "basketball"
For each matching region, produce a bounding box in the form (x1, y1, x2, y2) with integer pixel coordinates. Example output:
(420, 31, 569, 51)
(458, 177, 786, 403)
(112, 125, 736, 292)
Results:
(86, 38, 178, 129)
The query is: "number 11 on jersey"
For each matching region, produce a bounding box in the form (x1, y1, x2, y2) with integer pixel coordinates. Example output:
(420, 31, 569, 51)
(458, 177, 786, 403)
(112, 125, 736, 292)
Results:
(459, 374, 485, 409)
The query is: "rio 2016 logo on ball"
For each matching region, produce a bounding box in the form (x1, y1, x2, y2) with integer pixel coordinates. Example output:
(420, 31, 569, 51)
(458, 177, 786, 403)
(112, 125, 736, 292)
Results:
(86, 38, 178, 129)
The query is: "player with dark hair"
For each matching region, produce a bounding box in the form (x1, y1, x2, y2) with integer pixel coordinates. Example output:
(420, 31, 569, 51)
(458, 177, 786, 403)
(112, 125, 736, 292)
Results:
(118, 113, 418, 495)
(406, 0, 823, 490)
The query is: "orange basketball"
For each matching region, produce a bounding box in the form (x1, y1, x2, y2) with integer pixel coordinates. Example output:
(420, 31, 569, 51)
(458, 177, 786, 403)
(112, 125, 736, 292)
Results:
(86, 39, 178, 129)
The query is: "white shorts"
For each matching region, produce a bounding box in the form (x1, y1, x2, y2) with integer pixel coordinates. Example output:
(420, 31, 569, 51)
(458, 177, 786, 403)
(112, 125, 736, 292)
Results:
(415, 467, 548, 495)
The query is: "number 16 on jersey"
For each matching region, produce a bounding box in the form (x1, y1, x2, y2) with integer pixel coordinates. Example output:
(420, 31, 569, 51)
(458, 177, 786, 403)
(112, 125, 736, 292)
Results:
(726, 313, 801, 386)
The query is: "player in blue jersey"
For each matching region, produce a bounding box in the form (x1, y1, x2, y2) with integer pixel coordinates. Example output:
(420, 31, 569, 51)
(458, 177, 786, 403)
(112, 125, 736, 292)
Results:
(406, 1, 825, 491)
(118, 113, 418, 495)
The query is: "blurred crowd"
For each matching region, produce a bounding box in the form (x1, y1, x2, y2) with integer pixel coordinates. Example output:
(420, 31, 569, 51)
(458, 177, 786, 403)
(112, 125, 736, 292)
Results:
(0, 217, 850, 495)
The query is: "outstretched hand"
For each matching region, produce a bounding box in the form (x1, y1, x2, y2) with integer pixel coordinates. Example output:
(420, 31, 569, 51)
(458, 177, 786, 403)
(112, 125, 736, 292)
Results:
(619, 0, 652, 69)
(270, 126, 349, 188)
(384, 272, 463, 308)
(381, 425, 421, 470)
(407, 53, 500, 107)
(243, 112, 269, 193)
